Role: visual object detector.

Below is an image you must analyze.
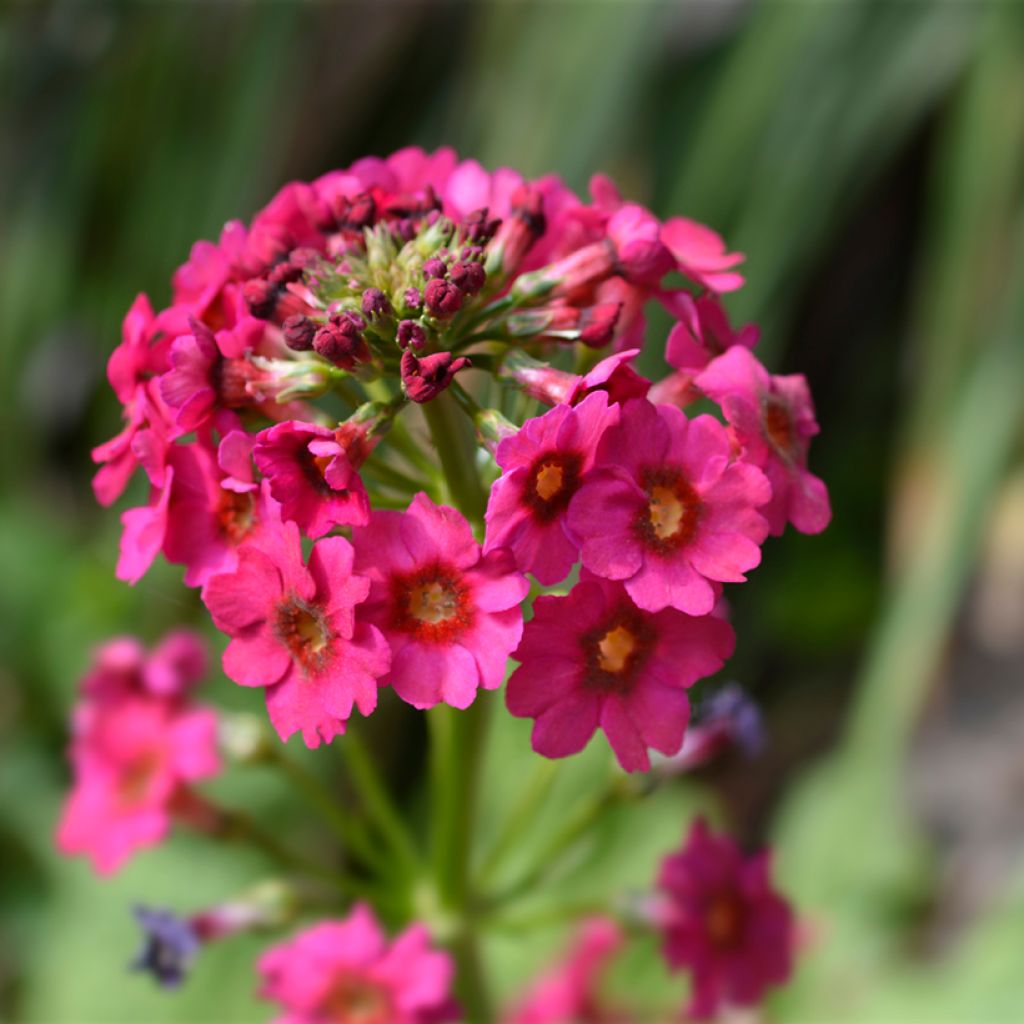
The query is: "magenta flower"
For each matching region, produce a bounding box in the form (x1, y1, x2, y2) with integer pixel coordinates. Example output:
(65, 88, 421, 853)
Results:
(351, 493, 528, 710)
(201, 523, 389, 747)
(82, 630, 207, 703)
(485, 392, 619, 585)
(567, 400, 771, 615)
(254, 420, 370, 538)
(56, 695, 220, 875)
(507, 917, 627, 1024)
(506, 348, 649, 409)
(695, 346, 831, 535)
(663, 291, 759, 371)
(660, 218, 745, 293)
(506, 576, 734, 772)
(258, 903, 459, 1024)
(657, 819, 795, 1020)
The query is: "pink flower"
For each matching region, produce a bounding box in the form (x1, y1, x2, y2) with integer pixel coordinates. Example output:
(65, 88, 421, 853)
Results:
(694, 346, 831, 535)
(56, 695, 220, 875)
(351, 493, 528, 710)
(507, 917, 627, 1024)
(505, 349, 649, 409)
(660, 218, 745, 293)
(258, 903, 459, 1024)
(506, 576, 734, 772)
(657, 819, 795, 1019)
(567, 400, 771, 616)
(663, 292, 758, 371)
(254, 421, 370, 538)
(202, 523, 389, 747)
(82, 630, 207, 702)
(484, 392, 619, 585)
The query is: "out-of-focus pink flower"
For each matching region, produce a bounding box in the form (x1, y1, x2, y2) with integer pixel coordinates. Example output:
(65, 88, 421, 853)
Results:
(254, 420, 370, 539)
(507, 576, 734, 772)
(258, 903, 459, 1024)
(663, 292, 759, 371)
(202, 523, 389, 747)
(351, 493, 528, 710)
(82, 630, 207, 703)
(567, 400, 771, 616)
(56, 696, 220, 875)
(660, 218, 745, 294)
(485, 392, 618, 585)
(506, 917, 628, 1024)
(695, 346, 831, 536)
(657, 819, 795, 1020)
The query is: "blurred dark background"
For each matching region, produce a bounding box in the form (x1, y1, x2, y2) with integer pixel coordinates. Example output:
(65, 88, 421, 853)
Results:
(1, 2, 1023, 1020)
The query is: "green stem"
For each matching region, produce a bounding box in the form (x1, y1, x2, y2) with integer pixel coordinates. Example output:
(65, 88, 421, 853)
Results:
(421, 390, 487, 524)
(340, 730, 422, 875)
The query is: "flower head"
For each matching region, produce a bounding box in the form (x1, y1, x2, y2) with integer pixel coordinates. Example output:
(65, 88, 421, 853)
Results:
(657, 819, 795, 1020)
(258, 904, 458, 1024)
(508, 917, 627, 1024)
(352, 493, 528, 710)
(568, 400, 771, 615)
(56, 695, 220, 874)
(695, 346, 831, 535)
(485, 392, 618, 585)
(507, 576, 734, 772)
(82, 630, 207, 702)
(201, 524, 389, 746)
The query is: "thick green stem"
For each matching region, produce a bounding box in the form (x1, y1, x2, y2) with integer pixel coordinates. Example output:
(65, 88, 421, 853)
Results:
(421, 391, 487, 524)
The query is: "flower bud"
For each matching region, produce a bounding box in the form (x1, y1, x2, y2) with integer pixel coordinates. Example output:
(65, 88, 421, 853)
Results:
(282, 315, 316, 352)
(361, 288, 392, 318)
(424, 278, 463, 318)
(449, 260, 486, 295)
(313, 312, 369, 369)
(397, 319, 427, 350)
(400, 350, 470, 403)
(485, 185, 545, 277)
(422, 257, 448, 280)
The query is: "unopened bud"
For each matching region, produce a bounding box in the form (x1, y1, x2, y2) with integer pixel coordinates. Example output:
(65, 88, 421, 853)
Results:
(400, 350, 470, 403)
(397, 319, 427, 350)
(282, 315, 316, 352)
(424, 278, 463, 318)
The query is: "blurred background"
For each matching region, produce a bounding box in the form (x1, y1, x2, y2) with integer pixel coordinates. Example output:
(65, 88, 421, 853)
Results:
(2, 1, 1023, 1021)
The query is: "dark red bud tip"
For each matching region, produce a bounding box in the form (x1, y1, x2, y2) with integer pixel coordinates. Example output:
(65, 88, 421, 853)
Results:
(361, 288, 392, 318)
(400, 350, 471, 403)
(242, 278, 278, 320)
(462, 208, 501, 244)
(449, 261, 486, 295)
(268, 261, 303, 287)
(423, 257, 448, 281)
(578, 302, 622, 348)
(403, 287, 423, 311)
(397, 320, 427, 350)
(282, 315, 317, 351)
(313, 312, 368, 369)
(424, 278, 463, 318)
(509, 185, 547, 238)
(332, 191, 377, 230)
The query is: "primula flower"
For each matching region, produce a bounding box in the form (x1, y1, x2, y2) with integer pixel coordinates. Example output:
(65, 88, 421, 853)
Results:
(506, 576, 734, 772)
(660, 218, 746, 294)
(352, 493, 528, 710)
(82, 630, 207, 703)
(507, 917, 627, 1024)
(657, 819, 794, 1020)
(56, 695, 220, 875)
(695, 346, 831, 535)
(503, 349, 649, 409)
(568, 400, 771, 616)
(254, 420, 370, 538)
(202, 523, 390, 746)
(485, 391, 619, 585)
(662, 292, 759, 371)
(258, 903, 459, 1024)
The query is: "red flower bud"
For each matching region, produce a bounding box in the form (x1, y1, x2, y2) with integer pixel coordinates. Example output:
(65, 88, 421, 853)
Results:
(424, 278, 463, 318)
(400, 350, 470, 403)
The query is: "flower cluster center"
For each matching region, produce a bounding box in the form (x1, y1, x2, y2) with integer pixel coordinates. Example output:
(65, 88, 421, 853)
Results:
(321, 972, 393, 1023)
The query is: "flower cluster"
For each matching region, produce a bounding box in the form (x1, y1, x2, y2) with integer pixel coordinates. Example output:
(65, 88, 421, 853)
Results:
(94, 146, 828, 769)
(56, 631, 220, 874)
(78, 148, 824, 1021)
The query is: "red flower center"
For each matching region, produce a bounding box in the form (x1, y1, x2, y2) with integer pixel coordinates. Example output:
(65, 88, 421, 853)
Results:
(704, 892, 745, 950)
(320, 972, 394, 1023)
(582, 608, 654, 693)
(215, 488, 256, 544)
(391, 562, 473, 644)
(762, 396, 796, 459)
(117, 750, 162, 807)
(634, 468, 701, 553)
(274, 596, 333, 675)
(524, 450, 583, 521)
